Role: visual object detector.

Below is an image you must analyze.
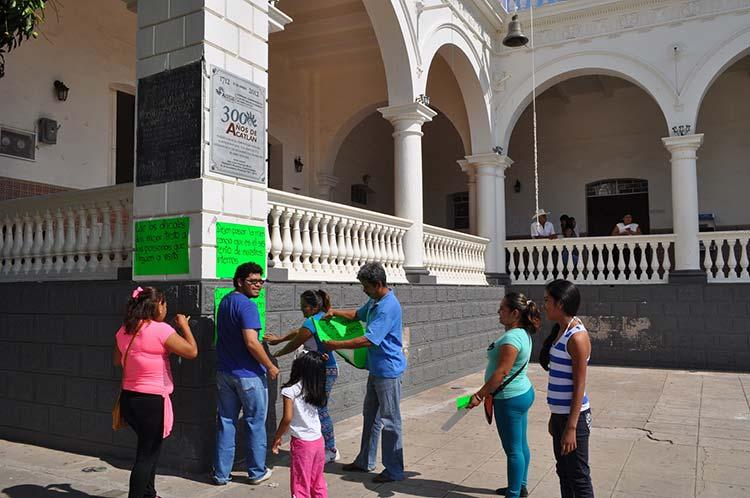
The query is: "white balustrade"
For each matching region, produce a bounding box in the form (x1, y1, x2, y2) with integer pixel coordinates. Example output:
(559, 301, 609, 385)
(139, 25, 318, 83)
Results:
(268, 189, 412, 283)
(423, 225, 489, 285)
(699, 231, 750, 283)
(0, 185, 132, 281)
(505, 235, 676, 285)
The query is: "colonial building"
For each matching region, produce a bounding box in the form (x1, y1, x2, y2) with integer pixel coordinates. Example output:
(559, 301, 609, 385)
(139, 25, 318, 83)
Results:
(1, 0, 748, 469)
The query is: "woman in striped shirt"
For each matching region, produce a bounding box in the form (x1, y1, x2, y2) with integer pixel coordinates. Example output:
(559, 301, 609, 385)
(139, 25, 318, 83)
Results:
(539, 280, 594, 498)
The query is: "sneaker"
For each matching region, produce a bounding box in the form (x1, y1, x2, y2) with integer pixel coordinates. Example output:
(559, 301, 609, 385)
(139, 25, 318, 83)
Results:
(495, 485, 528, 496)
(248, 468, 273, 485)
(325, 448, 341, 463)
(342, 462, 369, 472)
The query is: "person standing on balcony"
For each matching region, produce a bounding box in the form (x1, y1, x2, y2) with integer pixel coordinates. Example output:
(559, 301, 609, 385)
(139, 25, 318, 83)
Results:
(212, 262, 279, 486)
(531, 209, 557, 239)
(322, 262, 406, 483)
(467, 292, 541, 498)
(611, 213, 641, 236)
(113, 286, 198, 498)
(539, 280, 594, 498)
(265, 289, 342, 464)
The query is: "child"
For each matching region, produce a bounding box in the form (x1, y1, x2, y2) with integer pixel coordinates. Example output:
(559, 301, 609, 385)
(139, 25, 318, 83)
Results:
(272, 351, 329, 498)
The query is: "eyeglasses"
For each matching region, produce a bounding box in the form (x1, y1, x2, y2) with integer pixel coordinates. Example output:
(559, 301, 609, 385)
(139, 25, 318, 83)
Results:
(243, 278, 265, 286)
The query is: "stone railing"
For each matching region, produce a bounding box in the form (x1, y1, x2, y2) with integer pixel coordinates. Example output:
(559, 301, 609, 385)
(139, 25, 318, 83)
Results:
(0, 185, 132, 281)
(267, 189, 412, 283)
(424, 225, 489, 285)
(700, 231, 750, 283)
(506, 234, 675, 285)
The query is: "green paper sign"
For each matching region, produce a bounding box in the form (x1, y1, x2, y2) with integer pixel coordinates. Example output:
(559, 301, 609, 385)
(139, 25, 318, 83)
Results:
(214, 286, 266, 343)
(456, 394, 472, 410)
(216, 222, 266, 278)
(313, 317, 368, 369)
(134, 217, 190, 275)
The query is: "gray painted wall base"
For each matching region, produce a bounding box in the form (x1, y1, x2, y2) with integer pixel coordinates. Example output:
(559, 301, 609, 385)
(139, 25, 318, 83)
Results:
(0, 280, 505, 472)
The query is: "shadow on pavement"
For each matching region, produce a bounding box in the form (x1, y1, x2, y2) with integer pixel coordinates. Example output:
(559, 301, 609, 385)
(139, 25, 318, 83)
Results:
(2, 483, 114, 498)
(326, 466, 497, 498)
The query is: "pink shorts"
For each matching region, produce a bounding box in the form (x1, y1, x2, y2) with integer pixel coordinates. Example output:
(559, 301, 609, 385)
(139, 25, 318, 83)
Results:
(290, 436, 327, 498)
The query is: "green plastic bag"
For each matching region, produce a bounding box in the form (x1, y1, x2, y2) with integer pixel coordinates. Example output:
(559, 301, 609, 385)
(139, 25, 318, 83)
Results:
(455, 394, 472, 410)
(313, 317, 368, 369)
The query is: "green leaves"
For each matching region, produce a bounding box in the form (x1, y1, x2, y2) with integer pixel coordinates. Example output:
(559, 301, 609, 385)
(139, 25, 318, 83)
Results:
(0, 0, 53, 77)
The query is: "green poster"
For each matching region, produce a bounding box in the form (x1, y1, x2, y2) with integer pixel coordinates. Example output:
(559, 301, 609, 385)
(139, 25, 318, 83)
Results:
(134, 217, 190, 276)
(214, 286, 266, 343)
(313, 317, 368, 369)
(216, 222, 266, 278)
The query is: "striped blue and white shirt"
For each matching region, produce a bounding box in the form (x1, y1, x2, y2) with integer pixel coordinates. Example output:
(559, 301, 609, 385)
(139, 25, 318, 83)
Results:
(547, 319, 590, 415)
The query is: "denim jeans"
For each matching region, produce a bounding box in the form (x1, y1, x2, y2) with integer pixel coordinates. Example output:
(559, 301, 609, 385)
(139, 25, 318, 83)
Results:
(213, 371, 268, 482)
(550, 409, 594, 498)
(353, 374, 404, 480)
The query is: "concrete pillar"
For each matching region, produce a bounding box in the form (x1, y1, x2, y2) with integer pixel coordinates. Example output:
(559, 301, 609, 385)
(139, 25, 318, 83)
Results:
(457, 160, 477, 235)
(133, 0, 272, 280)
(316, 173, 339, 201)
(379, 103, 436, 282)
(461, 153, 511, 283)
(662, 133, 705, 281)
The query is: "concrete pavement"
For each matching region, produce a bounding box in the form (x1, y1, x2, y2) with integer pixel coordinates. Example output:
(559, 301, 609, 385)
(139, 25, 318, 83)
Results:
(2, 364, 750, 497)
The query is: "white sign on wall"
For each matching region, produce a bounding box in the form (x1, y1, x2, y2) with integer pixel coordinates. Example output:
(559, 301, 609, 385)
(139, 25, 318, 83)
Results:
(210, 67, 266, 184)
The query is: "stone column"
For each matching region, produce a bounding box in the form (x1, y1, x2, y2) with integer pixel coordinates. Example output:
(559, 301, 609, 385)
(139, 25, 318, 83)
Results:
(662, 133, 705, 282)
(379, 103, 436, 282)
(133, 0, 273, 280)
(457, 160, 477, 235)
(494, 156, 513, 278)
(316, 173, 339, 201)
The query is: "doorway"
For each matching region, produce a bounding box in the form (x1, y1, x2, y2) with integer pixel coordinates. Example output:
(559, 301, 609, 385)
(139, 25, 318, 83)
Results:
(586, 179, 650, 236)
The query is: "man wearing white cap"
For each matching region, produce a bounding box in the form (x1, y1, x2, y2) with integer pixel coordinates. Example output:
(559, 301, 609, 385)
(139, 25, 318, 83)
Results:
(530, 209, 557, 239)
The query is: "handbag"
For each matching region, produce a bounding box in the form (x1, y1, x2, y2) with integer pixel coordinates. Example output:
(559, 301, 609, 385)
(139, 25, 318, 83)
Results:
(483, 359, 529, 424)
(112, 329, 139, 431)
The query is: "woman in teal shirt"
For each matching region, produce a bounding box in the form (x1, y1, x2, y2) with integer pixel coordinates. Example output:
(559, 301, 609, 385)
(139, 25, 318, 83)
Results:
(468, 293, 541, 498)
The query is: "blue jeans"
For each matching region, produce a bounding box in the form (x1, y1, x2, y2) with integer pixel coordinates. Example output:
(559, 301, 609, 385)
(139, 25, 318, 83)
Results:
(354, 374, 403, 480)
(213, 371, 268, 482)
(494, 387, 535, 498)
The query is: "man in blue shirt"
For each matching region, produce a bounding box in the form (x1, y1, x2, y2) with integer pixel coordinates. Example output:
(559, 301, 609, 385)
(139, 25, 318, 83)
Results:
(324, 262, 406, 482)
(212, 262, 279, 486)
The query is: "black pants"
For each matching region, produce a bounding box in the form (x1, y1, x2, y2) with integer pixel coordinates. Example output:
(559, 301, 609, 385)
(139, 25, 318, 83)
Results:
(550, 409, 594, 498)
(120, 390, 164, 498)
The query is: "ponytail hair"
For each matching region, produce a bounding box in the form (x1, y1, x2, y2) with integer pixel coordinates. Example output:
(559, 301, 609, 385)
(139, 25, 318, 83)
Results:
(539, 279, 581, 371)
(300, 289, 332, 313)
(503, 292, 542, 336)
(123, 286, 165, 334)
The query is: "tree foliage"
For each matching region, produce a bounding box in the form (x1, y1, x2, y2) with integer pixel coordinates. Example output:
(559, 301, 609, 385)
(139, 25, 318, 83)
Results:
(1, 0, 53, 78)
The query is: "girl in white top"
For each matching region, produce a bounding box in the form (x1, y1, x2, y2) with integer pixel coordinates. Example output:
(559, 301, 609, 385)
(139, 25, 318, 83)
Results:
(612, 213, 641, 236)
(272, 351, 329, 498)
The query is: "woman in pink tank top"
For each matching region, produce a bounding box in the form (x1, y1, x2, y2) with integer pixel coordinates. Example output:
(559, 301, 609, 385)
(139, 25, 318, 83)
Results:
(113, 286, 198, 498)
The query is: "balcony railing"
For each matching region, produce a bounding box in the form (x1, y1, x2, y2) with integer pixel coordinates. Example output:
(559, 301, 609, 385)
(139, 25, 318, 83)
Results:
(700, 231, 750, 283)
(0, 185, 132, 281)
(506, 234, 676, 285)
(424, 225, 488, 285)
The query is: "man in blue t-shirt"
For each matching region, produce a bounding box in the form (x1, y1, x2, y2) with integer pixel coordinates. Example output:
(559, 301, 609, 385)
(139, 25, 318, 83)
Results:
(323, 262, 406, 482)
(212, 262, 278, 486)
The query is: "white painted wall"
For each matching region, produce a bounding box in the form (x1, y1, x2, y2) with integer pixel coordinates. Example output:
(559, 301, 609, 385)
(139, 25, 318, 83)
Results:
(0, 0, 136, 189)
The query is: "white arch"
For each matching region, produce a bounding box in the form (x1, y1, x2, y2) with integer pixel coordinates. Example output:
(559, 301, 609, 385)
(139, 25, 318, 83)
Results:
(320, 101, 388, 177)
(363, 0, 419, 105)
(495, 51, 675, 149)
(420, 23, 493, 154)
(681, 26, 750, 130)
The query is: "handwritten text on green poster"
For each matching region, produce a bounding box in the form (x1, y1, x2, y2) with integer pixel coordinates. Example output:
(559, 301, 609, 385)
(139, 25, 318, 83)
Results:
(134, 217, 189, 276)
(216, 222, 266, 278)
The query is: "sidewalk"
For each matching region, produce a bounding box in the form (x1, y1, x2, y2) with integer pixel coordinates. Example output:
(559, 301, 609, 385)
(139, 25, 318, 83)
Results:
(2, 365, 750, 497)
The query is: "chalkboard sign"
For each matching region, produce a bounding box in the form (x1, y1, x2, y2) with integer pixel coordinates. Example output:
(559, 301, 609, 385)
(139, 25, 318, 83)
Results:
(136, 61, 202, 186)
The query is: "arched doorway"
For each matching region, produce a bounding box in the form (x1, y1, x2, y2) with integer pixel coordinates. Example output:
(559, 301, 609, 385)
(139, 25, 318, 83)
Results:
(696, 55, 750, 231)
(505, 75, 669, 237)
(586, 178, 650, 236)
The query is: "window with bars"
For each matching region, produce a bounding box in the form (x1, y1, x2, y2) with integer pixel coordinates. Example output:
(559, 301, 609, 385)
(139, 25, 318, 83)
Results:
(586, 178, 648, 197)
(448, 192, 470, 230)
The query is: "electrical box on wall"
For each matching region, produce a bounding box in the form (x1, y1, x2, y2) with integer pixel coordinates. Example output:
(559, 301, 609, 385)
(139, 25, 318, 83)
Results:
(38, 118, 58, 144)
(0, 126, 36, 160)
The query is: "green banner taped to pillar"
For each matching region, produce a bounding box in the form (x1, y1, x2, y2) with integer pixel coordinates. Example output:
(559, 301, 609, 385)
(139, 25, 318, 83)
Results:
(215, 222, 266, 278)
(313, 317, 368, 369)
(134, 217, 190, 275)
(214, 287, 266, 344)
